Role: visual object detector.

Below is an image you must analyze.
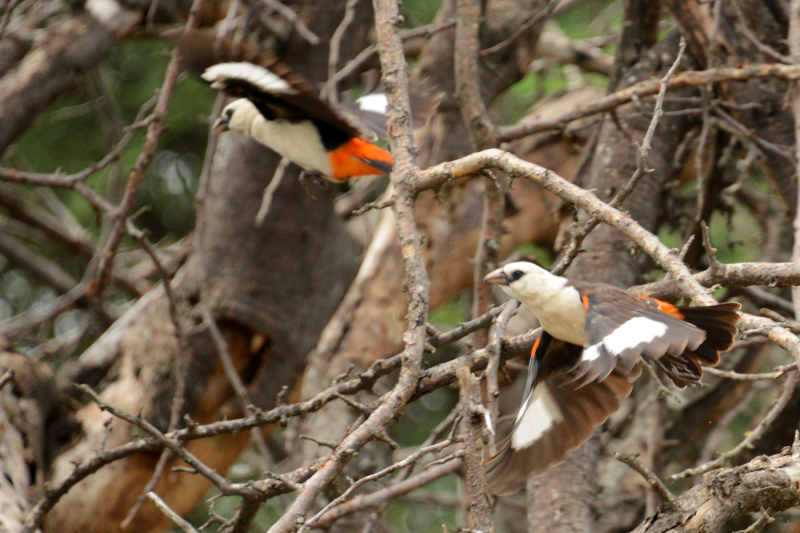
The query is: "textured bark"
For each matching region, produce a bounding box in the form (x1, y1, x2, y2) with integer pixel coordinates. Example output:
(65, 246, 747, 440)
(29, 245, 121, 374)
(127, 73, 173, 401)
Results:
(609, 0, 660, 90)
(632, 444, 800, 533)
(0, 351, 75, 527)
(526, 437, 600, 532)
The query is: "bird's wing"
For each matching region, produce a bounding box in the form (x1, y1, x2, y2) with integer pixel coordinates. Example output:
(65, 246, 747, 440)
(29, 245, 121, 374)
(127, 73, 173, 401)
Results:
(342, 84, 443, 139)
(571, 283, 740, 387)
(566, 283, 705, 386)
(486, 330, 637, 495)
(202, 62, 369, 143)
(177, 30, 380, 141)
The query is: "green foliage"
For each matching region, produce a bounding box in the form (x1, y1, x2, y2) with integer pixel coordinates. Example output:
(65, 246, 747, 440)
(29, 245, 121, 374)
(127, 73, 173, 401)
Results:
(402, 0, 442, 26)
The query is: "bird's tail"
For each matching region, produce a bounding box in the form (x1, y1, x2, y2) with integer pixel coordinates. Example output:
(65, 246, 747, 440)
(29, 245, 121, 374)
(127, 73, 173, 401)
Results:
(653, 302, 741, 387)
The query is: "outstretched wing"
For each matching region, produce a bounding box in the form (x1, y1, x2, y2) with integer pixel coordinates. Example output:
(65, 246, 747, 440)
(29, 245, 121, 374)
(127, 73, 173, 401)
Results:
(486, 330, 638, 495)
(567, 284, 703, 385)
(571, 283, 740, 387)
(178, 30, 380, 142)
(202, 62, 370, 147)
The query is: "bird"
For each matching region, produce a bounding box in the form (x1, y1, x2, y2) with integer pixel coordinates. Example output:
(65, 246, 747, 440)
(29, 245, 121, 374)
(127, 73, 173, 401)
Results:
(202, 61, 394, 182)
(173, 29, 403, 182)
(482, 261, 740, 494)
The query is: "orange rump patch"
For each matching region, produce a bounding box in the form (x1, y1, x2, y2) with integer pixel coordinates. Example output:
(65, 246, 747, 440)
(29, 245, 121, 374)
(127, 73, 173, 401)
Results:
(581, 295, 590, 311)
(641, 296, 684, 320)
(328, 138, 393, 181)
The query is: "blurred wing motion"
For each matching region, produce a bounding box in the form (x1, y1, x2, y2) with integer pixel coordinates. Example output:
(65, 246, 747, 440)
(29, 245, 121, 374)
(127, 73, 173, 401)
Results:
(177, 31, 440, 181)
(486, 332, 638, 495)
(179, 30, 393, 180)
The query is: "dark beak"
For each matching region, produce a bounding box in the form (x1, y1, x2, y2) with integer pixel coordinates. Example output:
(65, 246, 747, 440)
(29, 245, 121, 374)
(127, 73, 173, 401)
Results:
(483, 267, 508, 285)
(212, 116, 229, 135)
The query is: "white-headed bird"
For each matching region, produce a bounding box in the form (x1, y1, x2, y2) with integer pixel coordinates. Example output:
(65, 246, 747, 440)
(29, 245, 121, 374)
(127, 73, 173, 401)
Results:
(483, 261, 740, 494)
(202, 61, 394, 181)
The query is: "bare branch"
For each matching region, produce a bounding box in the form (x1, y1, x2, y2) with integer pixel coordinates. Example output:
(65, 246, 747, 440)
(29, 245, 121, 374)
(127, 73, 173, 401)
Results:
(146, 492, 199, 533)
(614, 453, 674, 503)
(499, 62, 800, 142)
(668, 372, 799, 481)
(633, 441, 800, 533)
(458, 366, 495, 532)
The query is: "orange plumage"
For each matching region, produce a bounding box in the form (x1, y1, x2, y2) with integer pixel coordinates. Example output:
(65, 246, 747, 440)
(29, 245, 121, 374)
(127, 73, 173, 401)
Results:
(328, 138, 393, 181)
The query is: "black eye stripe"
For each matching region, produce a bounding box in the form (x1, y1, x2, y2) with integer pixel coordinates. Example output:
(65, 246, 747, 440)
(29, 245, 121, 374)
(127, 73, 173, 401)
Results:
(509, 270, 524, 281)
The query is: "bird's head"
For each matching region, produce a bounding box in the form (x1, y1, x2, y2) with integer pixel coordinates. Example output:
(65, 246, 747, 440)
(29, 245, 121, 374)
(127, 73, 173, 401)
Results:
(484, 261, 562, 304)
(213, 99, 260, 136)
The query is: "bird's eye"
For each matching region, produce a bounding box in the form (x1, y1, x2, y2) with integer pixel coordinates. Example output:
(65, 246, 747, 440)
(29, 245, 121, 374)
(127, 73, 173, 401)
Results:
(225, 108, 234, 119)
(510, 270, 524, 281)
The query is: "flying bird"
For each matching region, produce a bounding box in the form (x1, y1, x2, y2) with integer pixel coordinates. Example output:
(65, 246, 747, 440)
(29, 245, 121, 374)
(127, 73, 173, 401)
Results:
(483, 261, 740, 494)
(202, 62, 394, 181)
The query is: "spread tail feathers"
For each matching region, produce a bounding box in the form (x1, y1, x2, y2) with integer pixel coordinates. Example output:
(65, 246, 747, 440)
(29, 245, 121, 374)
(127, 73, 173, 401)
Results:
(653, 302, 740, 387)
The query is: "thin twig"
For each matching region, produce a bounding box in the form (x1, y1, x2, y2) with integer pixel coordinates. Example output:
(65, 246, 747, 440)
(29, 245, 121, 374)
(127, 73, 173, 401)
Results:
(704, 363, 797, 381)
(0, 369, 14, 391)
(300, 439, 458, 532)
(498, 62, 800, 142)
(457, 366, 495, 532)
(430, 305, 505, 347)
(668, 371, 800, 481)
(479, 0, 557, 57)
(485, 300, 519, 423)
(90, 8, 203, 298)
(202, 303, 274, 464)
(146, 492, 199, 533)
(120, 215, 190, 528)
(255, 158, 290, 227)
(325, 0, 361, 104)
(311, 460, 463, 528)
(733, 508, 777, 533)
(614, 452, 675, 503)
(251, 0, 319, 44)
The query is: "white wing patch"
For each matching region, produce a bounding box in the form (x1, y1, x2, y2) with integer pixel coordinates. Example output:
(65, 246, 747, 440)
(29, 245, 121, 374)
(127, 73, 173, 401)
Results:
(356, 93, 388, 115)
(512, 384, 563, 450)
(202, 63, 298, 95)
(601, 316, 668, 355)
(581, 343, 602, 362)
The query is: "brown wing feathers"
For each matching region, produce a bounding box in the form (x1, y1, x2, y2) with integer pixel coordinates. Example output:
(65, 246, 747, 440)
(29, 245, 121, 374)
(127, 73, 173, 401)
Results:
(574, 285, 740, 388)
(176, 30, 377, 142)
(486, 363, 637, 495)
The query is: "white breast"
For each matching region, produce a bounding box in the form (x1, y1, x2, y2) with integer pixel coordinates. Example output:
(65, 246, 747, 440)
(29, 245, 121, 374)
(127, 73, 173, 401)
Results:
(248, 116, 333, 176)
(534, 284, 589, 345)
(505, 280, 588, 345)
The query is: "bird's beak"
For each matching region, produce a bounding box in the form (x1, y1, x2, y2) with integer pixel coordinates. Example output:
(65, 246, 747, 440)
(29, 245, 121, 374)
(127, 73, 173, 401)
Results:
(212, 115, 229, 135)
(483, 268, 508, 285)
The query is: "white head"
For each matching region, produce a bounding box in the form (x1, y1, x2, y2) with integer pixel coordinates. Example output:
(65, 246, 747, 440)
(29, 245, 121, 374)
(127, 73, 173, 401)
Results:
(483, 261, 566, 306)
(213, 98, 262, 136)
